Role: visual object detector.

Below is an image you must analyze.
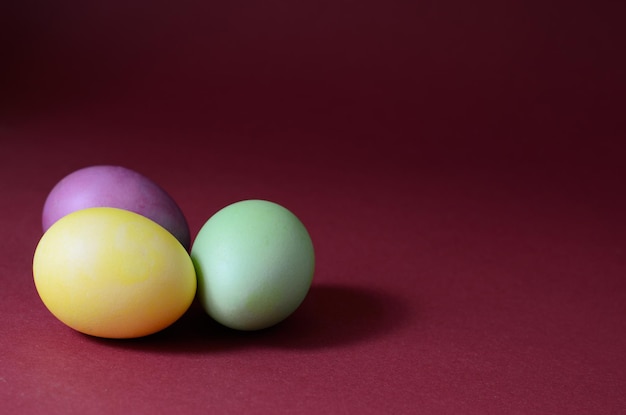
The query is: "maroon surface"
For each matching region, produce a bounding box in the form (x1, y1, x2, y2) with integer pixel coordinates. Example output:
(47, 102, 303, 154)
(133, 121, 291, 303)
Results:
(2, 1, 626, 413)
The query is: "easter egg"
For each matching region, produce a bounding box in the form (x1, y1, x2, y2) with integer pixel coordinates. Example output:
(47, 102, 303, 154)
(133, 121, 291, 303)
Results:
(42, 165, 190, 250)
(33, 207, 197, 339)
(191, 199, 315, 331)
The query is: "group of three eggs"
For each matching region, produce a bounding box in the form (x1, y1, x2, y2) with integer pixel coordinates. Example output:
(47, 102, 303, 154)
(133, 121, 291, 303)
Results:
(33, 165, 315, 339)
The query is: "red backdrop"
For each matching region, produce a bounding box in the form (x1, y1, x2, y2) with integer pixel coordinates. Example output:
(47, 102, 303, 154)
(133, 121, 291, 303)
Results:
(2, 1, 625, 413)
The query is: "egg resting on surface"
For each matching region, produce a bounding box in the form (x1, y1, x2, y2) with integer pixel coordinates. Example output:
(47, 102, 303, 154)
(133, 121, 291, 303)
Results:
(42, 165, 191, 250)
(33, 207, 197, 339)
(191, 199, 315, 331)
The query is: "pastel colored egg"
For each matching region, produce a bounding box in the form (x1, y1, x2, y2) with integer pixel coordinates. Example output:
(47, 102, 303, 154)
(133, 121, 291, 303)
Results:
(42, 165, 190, 250)
(33, 207, 197, 339)
(191, 199, 315, 331)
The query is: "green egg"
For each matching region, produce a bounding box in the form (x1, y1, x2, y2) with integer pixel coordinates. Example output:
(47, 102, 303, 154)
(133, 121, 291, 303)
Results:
(191, 199, 315, 330)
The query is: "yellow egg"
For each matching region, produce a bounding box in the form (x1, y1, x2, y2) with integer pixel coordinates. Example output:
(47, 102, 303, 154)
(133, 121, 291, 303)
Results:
(33, 207, 196, 339)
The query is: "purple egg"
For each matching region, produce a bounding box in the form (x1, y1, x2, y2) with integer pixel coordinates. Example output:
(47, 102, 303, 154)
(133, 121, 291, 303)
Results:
(42, 165, 191, 250)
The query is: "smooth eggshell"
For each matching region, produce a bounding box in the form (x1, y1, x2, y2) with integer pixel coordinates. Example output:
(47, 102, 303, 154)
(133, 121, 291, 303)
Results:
(33, 207, 197, 339)
(191, 199, 315, 331)
(42, 165, 190, 250)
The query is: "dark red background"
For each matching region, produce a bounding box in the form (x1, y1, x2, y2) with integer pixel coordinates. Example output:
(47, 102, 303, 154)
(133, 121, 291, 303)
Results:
(2, 0, 625, 413)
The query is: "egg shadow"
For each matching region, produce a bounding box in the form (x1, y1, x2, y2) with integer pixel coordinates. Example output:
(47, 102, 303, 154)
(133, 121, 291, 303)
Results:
(88, 283, 412, 353)
(255, 284, 411, 350)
